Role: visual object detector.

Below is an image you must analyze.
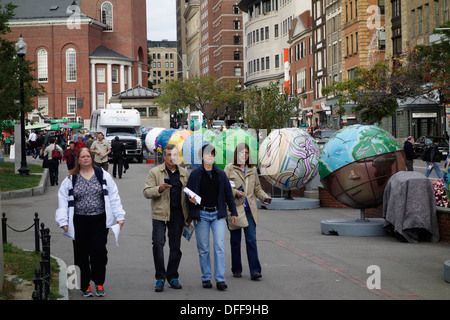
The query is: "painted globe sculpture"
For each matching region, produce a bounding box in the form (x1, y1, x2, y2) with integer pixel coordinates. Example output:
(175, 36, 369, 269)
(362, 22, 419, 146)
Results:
(258, 128, 320, 190)
(167, 129, 192, 165)
(145, 127, 165, 153)
(155, 128, 177, 154)
(182, 129, 215, 168)
(213, 128, 259, 170)
(318, 124, 406, 209)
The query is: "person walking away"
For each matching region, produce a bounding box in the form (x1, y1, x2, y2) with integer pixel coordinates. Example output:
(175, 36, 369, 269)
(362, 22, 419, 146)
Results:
(28, 130, 38, 158)
(186, 144, 238, 291)
(425, 138, 443, 179)
(63, 141, 78, 171)
(43, 137, 63, 186)
(111, 137, 125, 179)
(90, 132, 111, 171)
(55, 148, 125, 297)
(143, 144, 190, 292)
(403, 136, 417, 171)
(224, 143, 271, 280)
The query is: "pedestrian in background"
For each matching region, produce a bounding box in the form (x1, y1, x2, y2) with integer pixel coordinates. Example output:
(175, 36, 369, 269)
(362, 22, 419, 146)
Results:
(90, 132, 111, 171)
(225, 143, 271, 281)
(425, 138, 443, 179)
(63, 141, 78, 171)
(43, 137, 63, 186)
(111, 136, 125, 179)
(403, 136, 417, 171)
(55, 148, 125, 297)
(186, 144, 238, 291)
(143, 144, 189, 292)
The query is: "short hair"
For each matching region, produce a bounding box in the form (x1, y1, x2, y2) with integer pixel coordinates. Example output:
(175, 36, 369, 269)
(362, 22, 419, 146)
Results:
(434, 138, 440, 143)
(407, 136, 413, 141)
(163, 144, 178, 156)
(69, 141, 75, 145)
(198, 144, 215, 158)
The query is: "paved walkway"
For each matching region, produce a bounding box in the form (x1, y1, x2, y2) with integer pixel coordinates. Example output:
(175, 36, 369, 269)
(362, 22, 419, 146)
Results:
(2, 155, 450, 304)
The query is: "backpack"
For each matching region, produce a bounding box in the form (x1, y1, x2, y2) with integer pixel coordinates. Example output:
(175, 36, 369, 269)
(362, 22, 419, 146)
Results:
(51, 143, 62, 159)
(421, 145, 431, 161)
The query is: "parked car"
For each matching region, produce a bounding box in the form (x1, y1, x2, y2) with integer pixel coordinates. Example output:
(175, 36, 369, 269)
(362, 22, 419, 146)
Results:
(413, 136, 449, 160)
(212, 120, 226, 130)
(312, 129, 337, 145)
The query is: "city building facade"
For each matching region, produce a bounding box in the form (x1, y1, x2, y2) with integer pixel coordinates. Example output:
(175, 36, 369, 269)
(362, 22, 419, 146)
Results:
(148, 40, 179, 91)
(7, 0, 148, 127)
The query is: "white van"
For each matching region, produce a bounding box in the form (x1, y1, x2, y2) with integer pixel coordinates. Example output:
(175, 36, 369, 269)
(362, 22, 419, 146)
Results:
(90, 105, 143, 163)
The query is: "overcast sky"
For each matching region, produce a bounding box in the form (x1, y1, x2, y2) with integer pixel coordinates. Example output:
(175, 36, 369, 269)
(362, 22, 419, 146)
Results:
(146, 0, 177, 41)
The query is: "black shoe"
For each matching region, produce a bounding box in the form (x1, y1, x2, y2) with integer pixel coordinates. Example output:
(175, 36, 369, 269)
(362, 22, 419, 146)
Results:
(251, 273, 262, 280)
(202, 280, 212, 288)
(233, 273, 242, 278)
(216, 282, 227, 291)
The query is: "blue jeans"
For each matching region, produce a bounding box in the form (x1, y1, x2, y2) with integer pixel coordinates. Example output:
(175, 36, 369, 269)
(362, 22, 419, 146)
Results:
(230, 210, 261, 276)
(194, 210, 226, 283)
(425, 162, 443, 179)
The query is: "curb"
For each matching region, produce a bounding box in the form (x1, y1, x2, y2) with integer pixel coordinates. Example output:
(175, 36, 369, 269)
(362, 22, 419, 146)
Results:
(0, 169, 48, 200)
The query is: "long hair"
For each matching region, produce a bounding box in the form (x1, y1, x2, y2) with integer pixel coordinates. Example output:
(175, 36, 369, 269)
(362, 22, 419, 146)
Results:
(68, 147, 93, 177)
(233, 142, 254, 168)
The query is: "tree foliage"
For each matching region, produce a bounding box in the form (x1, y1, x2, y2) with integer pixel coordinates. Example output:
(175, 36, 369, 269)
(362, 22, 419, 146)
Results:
(155, 75, 245, 120)
(242, 81, 300, 131)
(322, 22, 450, 124)
(0, 1, 45, 122)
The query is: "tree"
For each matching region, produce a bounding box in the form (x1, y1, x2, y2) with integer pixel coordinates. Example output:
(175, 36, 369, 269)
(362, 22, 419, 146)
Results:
(242, 81, 300, 132)
(154, 75, 245, 120)
(322, 22, 450, 125)
(0, 2, 45, 121)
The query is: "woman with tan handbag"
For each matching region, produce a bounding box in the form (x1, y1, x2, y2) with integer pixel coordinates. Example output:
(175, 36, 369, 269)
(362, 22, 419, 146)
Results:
(224, 143, 271, 280)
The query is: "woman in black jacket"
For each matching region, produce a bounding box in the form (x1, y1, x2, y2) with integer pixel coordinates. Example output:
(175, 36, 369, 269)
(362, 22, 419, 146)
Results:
(186, 144, 237, 291)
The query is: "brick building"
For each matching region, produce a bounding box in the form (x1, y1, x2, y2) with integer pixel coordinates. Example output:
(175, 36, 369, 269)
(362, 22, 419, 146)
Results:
(7, 0, 148, 127)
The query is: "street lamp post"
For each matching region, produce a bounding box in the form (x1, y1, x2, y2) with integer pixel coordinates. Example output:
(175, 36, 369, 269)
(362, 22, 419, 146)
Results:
(15, 35, 29, 176)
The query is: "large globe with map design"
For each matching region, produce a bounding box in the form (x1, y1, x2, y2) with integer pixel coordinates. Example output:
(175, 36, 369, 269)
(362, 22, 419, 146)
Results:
(319, 125, 406, 208)
(258, 128, 320, 190)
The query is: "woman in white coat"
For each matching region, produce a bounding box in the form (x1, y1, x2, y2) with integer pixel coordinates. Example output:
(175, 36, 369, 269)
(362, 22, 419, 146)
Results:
(55, 148, 125, 297)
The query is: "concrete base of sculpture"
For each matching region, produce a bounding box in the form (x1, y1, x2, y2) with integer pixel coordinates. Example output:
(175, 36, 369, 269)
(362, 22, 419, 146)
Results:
(321, 217, 387, 237)
(444, 260, 450, 283)
(257, 198, 320, 210)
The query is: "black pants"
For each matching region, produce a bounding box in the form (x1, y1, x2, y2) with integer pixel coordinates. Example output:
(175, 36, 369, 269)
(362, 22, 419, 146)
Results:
(73, 213, 109, 292)
(48, 159, 59, 185)
(152, 209, 185, 282)
(112, 156, 123, 178)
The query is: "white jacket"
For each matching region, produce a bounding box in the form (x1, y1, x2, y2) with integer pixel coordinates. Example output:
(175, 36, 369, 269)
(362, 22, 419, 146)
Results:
(55, 168, 126, 240)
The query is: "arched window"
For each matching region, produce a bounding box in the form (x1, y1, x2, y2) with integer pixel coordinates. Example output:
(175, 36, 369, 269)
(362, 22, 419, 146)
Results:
(101, 2, 113, 31)
(37, 49, 48, 82)
(66, 48, 76, 82)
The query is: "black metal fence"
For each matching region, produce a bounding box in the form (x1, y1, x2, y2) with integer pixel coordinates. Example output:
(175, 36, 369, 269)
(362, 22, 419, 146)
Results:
(1, 212, 52, 300)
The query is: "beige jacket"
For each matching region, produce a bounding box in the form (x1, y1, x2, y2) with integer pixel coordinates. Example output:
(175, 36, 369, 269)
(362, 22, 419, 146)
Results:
(143, 163, 189, 222)
(224, 164, 269, 225)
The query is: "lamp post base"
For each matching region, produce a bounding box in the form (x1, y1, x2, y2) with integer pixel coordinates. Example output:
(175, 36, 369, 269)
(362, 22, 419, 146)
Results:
(18, 163, 30, 176)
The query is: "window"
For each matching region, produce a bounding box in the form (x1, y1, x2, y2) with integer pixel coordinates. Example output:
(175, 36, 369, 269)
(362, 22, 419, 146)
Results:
(148, 107, 158, 116)
(97, 68, 105, 83)
(412, 9, 416, 37)
(435, 0, 440, 27)
(234, 66, 242, 77)
(275, 54, 280, 68)
(234, 20, 240, 30)
(265, 26, 269, 40)
(112, 68, 118, 83)
(234, 51, 241, 60)
(101, 2, 113, 31)
(234, 35, 241, 45)
(266, 56, 270, 70)
(418, 7, 423, 35)
(38, 97, 48, 115)
(274, 24, 279, 37)
(97, 92, 106, 109)
(66, 48, 76, 82)
(67, 96, 76, 114)
(233, 5, 240, 14)
(37, 49, 48, 83)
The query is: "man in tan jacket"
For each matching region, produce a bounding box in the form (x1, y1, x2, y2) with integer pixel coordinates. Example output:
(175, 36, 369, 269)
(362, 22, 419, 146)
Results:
(143, 144, 189, 292)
